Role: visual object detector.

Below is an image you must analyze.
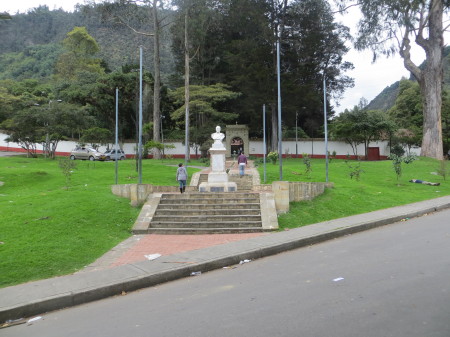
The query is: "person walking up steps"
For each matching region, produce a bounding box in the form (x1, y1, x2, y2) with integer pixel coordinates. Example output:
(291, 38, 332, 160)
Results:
(238, 151, 247, 177)
(176, 163, 188, 193)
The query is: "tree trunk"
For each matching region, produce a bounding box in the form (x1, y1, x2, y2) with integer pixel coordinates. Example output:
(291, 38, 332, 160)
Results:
(419, 0, 444, 160)
(152, 0, 162, 159)
(401, 0, 444, 160)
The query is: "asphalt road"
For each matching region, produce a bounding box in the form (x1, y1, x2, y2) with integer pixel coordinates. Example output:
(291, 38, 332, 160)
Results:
(3, 209, 450, 337)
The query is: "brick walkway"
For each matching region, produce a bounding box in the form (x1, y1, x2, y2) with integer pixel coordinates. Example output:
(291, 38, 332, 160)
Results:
(110, 233, 266, 267)
(81, 233, 267, 273)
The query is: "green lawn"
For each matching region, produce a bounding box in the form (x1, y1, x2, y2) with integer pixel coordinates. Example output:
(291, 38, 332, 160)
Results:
(1, 155, 449, 288)
(256, 156, 450, 229)
(0, 156, 202, 288)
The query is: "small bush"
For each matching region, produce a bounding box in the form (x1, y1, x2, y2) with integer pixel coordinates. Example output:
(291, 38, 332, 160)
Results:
(302, 153, 312, 178)
(267, 151, 278, 164)
(388, 153, 417, 182)
(58, 157, 77, 189)
(345, 158, 364, 181)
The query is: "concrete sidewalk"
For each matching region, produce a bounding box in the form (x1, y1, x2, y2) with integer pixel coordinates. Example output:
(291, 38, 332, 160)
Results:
(2, 196, 450, 324)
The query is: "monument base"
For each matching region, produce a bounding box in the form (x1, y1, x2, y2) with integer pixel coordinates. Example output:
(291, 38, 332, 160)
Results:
(199, 182, 237, 193)
(208, 172, 228, 183)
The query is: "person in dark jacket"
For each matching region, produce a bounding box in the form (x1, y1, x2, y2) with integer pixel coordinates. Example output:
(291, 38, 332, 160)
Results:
(237, 152, 247, 177)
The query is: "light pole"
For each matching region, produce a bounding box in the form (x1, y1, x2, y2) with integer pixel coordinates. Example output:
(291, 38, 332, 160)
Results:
(138, 46, 143, 184)
(160, 115, 165, 158)
(323, 74, 329, 183)
(276, 36, 283, 181)
(295, 111, 298, 158)
(263, 104, 266, 183)
(115, 87, 119, 185)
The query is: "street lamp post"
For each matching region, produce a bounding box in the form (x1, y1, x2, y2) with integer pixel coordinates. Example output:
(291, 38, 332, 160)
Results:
(160, 115, 165, 157)
(295, 111, 298, 158)
(276, 37, 283, 181)
(323, 74, 329, 183)
(263, 104, 266, 183)
(115, 87, 119, 185)
(138, 46, 143, 185)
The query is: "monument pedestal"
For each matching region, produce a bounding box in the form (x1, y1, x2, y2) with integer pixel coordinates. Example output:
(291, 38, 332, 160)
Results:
(199, 181, 237, 192)
(199, 133, 237, 192)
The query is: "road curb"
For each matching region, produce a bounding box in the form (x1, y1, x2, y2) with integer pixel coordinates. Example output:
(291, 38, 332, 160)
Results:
(1, 196, 450, 324)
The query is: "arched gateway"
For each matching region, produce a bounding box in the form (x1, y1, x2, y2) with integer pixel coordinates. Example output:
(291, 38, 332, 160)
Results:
(225, 124, 249, 158)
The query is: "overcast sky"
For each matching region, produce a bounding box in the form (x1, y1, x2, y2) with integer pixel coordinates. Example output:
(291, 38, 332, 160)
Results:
(1, 0, 428, 113)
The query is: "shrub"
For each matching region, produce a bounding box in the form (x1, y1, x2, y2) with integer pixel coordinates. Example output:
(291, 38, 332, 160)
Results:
(302, 153, 312, 178)
(58, 157, 77, 189)
(267, 151, 278, 164)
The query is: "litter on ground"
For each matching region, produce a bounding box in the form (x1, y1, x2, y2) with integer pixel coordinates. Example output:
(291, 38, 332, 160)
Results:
(144, 253, 161, 261)
(239, 259, 252, 264)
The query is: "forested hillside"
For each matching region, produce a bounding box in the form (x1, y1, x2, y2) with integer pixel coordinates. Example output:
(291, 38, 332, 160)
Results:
(0, 5, 175, 81)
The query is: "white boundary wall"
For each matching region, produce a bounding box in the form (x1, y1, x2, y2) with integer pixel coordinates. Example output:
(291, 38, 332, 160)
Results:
(0, 132, 420, 157)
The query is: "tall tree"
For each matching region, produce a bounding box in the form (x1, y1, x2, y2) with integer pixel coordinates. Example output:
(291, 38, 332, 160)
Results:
(336, 0, 448, 159)
(55, 26, 105, 80)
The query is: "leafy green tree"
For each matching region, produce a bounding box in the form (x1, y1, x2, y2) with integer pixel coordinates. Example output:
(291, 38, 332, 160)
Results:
(336, 0, 448, 159)
(388, 80, 422, 132)
(169, 83, 239, 124)
(281, 0, 354, 136)
(44, 102, 93, 158)
(330, 106, 397, 158)
(55, 26, 105, 80)
(80, 127, 112, 150)
(0, 86, 20, 123)
(168, 83, 239, 150)
(0, 107, 45, 157)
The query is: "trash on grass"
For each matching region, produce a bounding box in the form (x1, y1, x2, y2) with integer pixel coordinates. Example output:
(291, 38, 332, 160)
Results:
(190, 271, 202, 276)
(144, 253, 161, 261)
(239, 259, 251, 264)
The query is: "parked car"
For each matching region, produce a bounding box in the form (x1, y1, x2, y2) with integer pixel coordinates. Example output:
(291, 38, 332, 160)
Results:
(104, 149, 126, 161)
(69, 147, 105, 161)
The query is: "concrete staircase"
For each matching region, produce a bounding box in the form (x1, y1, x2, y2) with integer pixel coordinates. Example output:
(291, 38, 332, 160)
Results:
(143, 192, 265, 234)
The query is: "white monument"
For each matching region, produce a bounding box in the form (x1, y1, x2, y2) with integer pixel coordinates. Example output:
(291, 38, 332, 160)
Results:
(199, 126, 237, 192)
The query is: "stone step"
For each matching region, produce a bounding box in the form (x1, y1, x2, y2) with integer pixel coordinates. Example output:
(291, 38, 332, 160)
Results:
(154, 208, 261, 216)
(152, 214, 262, 222)
(143, 227, 264, 234)
(156, 203, 261, 210)
(161, 192, 259, 200)
(159, 198, 259, 205)
(149, 220, 263, 229)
